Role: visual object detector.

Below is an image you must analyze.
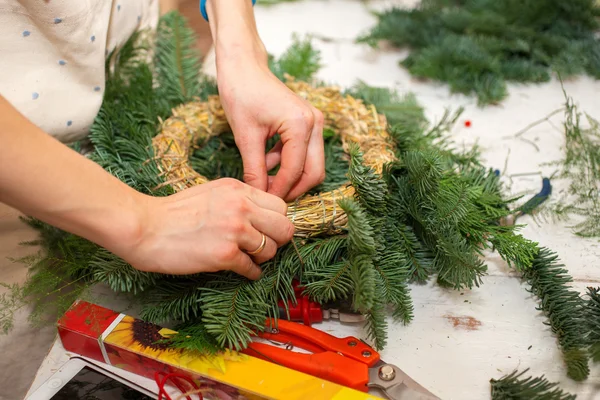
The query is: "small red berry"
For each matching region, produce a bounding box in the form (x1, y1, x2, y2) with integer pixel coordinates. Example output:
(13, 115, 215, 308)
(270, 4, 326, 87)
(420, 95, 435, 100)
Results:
(464, 120, 472, 127)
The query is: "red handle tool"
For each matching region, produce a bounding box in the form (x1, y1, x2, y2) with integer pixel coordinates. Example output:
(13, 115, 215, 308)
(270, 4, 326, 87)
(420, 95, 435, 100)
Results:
(277, 280, 365, 326)
(277, 284, 324, 326)
(241, 318, 380, 392)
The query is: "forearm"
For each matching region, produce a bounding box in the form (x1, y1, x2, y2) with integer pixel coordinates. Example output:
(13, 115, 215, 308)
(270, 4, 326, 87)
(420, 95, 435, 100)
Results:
(0, 95, 145, 255)
(205, 0, 268, 68)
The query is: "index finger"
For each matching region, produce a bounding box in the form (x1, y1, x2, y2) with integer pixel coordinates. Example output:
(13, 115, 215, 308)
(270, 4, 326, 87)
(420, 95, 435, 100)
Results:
(268, 129, 309, 199)
(236, 131, 269, 192)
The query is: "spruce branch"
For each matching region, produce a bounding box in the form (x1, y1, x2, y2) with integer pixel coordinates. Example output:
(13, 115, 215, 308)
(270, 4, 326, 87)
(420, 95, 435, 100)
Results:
(584, 287, 600, 362)
(269, 34, 322, 82)
(347, 144, 389, 213)
(522, 248, 590, 381)
(200, 275, 270, 350)
(159, 321, 220, 354)
(339, 198, 377, 313)
(490, 369, 576, 400)
(359, 1, 600, 105)
(90, 249, 157, 295)
(364, 294, 387, 350)
(154, 11, 203, 106)
(140, 280, 205, 323)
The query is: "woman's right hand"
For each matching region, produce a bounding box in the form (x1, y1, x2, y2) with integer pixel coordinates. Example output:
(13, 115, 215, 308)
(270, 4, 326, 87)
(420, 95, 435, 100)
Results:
(119, 178, 295, 280)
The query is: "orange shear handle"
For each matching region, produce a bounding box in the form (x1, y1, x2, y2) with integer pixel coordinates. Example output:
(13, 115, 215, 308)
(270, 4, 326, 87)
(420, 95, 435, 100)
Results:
(244, 342, 370, 392)
(241, 319, 380, 392)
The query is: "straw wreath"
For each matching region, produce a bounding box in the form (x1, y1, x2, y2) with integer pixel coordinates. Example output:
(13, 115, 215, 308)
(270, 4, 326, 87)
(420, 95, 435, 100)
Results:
(151, 78, 396, 238)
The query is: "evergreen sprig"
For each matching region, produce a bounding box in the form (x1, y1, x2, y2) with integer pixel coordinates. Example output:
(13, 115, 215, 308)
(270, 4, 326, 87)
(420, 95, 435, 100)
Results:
(339, 198, 377, 313)
(154, 12, 205, 107)
(584, 287, 600, 362)
(522, 248, 590, 381)
(200, 274, 270, 350)
(547, 90, 600, 237)
(490, 369, 576, 400)
(159, 322, 220, 354)
(268, 33, 322, 82)
(359, 0, 600, 105)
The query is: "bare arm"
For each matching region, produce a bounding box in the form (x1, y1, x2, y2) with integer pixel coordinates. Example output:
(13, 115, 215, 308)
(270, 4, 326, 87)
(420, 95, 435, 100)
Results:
(0, 2, 314, 278)
(0, 95, 144, 257)
(0, 94, 292, 279)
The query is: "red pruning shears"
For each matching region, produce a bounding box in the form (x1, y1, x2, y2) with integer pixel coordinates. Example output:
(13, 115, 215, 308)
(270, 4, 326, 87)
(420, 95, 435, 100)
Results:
(277, 280, 366, 326)
(242, 319, 440, 400)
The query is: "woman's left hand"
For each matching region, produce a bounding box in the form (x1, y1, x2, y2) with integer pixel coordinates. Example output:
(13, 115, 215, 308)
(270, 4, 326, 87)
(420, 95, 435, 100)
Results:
(206, 0, 325, 201)
(218, 58, 325, 201)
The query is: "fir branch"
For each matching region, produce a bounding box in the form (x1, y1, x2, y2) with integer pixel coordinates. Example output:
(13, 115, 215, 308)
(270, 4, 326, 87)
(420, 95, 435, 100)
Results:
(140, 280, 205, 323)
(403, 151, 444, 199)
(359, 1, 600, 105)
(344, 81, 428, 129)
(339, 198, 377, 313)
(374, 251, 413, 324)
(90, 249, 157, 294)
(159, 321, 220, 354)
(434, 230, 487, 290)
(545, 90, 600, 237)
(0, 283, 25, 334)
(347, 144, 389, 213)
(490, 369, 576, 400)
(200, 275, 270, 350)
(584, 287, 600, 362)
(259, 254, 297, 321)
(269, 34, 322, 82)
(489, 231, 538, 271)
(394, 224, 434, 283)
(522, 248, 590, 381)
(303, 261, 353, 304)
(364, 294, 387, 351)
(154, 11, 204, 106)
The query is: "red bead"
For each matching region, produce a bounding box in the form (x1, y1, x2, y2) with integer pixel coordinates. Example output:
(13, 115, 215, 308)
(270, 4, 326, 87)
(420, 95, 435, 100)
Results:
(465, 120, 472, 127)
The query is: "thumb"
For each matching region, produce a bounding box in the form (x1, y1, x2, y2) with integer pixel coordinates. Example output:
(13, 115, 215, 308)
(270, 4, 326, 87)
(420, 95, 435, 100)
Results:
(236, 132, 268, 192)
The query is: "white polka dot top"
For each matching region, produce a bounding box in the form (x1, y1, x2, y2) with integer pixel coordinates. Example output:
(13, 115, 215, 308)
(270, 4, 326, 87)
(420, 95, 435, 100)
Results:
(0, 0, 159, 143)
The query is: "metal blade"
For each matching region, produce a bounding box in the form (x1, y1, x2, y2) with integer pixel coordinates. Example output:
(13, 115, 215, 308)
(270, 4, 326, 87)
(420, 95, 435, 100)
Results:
(368, 363, 440, 400)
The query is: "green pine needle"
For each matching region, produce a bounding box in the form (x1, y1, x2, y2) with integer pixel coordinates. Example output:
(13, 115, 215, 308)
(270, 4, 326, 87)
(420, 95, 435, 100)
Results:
(359, 1, 600, 105)
(269, 33, 322, 82)
(339, 198, 377, 313)
(584, 287, 600, 362)
(545, 88, 600, 237)
(364, 295, 388, 350)
(158, 321, 221, 355)
(522, 248, 590, 381)
(490, 368, 576, 400)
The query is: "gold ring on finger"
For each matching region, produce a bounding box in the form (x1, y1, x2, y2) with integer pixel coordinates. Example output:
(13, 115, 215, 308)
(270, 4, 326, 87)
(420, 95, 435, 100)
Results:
(247, 233, 267, 255)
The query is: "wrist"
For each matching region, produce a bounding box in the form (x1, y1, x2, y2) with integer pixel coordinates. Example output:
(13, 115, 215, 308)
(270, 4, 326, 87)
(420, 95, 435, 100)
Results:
(102, 191, 150, 259)
(206, 0, 268, 71)
(74, 187, 150, 262)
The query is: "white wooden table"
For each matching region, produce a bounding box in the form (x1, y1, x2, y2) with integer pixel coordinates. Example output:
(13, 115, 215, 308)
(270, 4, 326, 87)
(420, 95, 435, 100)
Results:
(27, 1, 600, 399)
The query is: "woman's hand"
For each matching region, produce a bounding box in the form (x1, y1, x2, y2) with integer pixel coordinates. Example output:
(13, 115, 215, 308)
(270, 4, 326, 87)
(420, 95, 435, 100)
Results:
(0, 93, 292, 280)
(218, 60, 325, 202)
(206, 0, 325, 202)
(125, 178, 294, 280)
